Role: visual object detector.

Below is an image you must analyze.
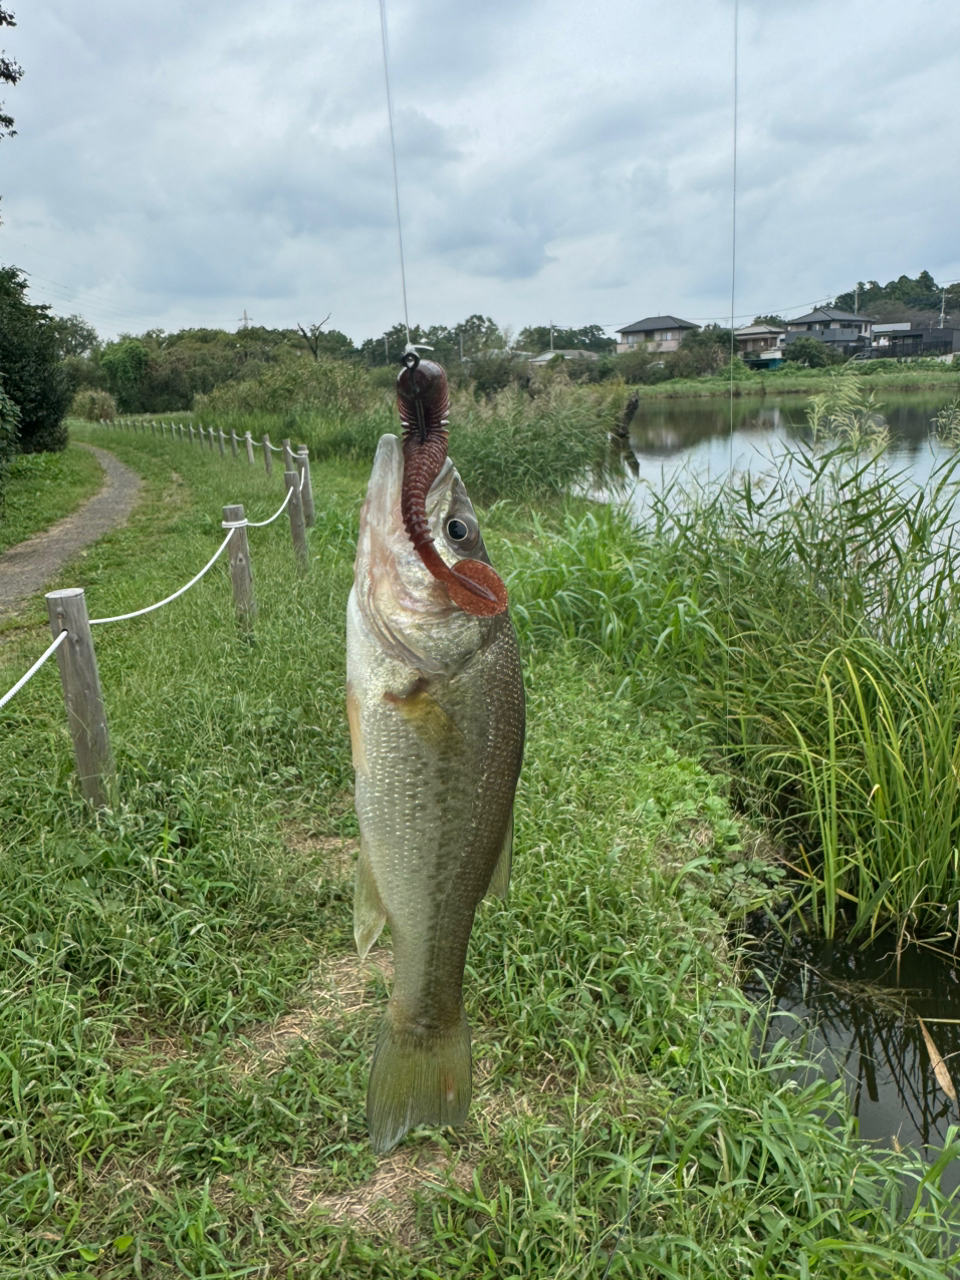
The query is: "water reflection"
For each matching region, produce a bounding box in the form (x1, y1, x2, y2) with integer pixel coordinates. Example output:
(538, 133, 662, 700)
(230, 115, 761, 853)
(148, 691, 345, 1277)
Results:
(744, 927, 960, 1192)
(618, 390, 959, 497)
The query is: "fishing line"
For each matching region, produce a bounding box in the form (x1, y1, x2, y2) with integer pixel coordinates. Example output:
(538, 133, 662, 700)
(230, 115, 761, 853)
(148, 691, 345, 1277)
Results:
(378, 0, 412, 348)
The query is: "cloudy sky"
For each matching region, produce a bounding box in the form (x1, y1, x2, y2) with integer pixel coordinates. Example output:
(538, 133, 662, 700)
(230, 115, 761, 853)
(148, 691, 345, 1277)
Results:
(2, 0, 959, 344)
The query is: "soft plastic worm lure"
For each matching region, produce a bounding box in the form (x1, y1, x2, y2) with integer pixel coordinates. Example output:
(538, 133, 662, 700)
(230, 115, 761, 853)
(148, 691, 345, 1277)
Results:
(396, 352, 507, 616)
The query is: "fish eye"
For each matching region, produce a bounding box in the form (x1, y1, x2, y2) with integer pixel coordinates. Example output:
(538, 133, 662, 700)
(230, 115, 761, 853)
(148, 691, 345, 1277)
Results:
(442, 510, 480, 553)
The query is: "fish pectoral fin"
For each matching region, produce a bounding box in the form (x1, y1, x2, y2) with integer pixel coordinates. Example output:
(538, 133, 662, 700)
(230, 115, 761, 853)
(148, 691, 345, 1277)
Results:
(383, 681, 464, 749)
(354, 841, 387, 959)
(485, 810, 513, 903)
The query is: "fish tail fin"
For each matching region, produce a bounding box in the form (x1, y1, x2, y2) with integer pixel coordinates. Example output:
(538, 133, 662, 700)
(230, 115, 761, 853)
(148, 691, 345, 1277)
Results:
(366, 1008, 472, 1154)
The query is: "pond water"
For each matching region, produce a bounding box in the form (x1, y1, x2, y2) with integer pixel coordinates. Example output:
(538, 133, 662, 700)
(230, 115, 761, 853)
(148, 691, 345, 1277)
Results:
(617, 388, 960, 503)
(743, 926, 960, 1194)
(613, 387, 960, 1186)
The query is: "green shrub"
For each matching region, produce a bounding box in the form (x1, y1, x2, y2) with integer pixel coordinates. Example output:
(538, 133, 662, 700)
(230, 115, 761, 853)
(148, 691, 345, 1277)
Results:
(0, 265, 71, 453)
(0, 381, 21, 508)
(69, 387, 117, 422)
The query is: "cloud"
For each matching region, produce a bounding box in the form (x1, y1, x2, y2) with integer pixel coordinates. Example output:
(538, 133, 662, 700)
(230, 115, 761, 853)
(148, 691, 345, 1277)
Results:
(2, 0, 959, 340)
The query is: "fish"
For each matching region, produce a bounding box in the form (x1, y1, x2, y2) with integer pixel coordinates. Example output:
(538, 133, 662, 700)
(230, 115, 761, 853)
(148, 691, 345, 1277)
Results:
(346, 359, 525, 1153)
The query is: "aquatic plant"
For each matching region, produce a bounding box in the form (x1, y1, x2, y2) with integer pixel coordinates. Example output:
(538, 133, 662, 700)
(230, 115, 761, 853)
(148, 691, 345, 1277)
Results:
(807, 373, 889, 453)
(933, 397, 960, 448)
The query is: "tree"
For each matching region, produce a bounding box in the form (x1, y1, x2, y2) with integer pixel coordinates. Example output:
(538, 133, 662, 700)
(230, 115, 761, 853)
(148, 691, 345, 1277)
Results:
(100, 338, 151, 413)
(783, 336, 842, 368)
(0, 266, 71, 452)
(297, 315, 331, 360)
(50, 313, 99, 358)
(1, 6, 21, 143)
(752, 314, 786, 327)
(517, 323, 614, 354)
(668, 324, 732, 378)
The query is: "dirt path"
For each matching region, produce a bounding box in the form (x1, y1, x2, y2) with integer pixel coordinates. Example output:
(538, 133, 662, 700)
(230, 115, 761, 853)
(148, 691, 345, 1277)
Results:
(0, 444, 142, 620)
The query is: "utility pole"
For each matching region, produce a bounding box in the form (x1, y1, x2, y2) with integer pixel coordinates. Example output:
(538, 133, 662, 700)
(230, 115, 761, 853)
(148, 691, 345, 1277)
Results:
(459, 332, 463, 363)
(940, 286, 947, 329)
(549, 324, 554, 352)
(854, 284, 859, 315)
(384, 334, 389, 363)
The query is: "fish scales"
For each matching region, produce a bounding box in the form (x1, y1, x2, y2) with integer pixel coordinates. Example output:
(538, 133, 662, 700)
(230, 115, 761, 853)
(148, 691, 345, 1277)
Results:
(347, 432, 524, 1153)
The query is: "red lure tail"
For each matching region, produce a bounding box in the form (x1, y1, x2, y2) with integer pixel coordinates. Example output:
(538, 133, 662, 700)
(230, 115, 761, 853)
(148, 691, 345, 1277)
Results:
(397, 354, 507, 617)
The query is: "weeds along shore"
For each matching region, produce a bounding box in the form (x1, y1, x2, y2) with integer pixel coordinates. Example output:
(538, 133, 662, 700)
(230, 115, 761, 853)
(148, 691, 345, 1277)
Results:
(1, 410, 959, 1276)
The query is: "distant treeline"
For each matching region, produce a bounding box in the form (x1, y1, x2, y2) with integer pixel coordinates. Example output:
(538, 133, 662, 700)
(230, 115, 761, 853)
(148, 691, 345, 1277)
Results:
(833, 270, 960, 322)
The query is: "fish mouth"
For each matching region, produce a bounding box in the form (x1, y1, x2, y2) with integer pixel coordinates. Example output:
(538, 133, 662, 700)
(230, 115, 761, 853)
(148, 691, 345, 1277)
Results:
(364, 433, 455, 555)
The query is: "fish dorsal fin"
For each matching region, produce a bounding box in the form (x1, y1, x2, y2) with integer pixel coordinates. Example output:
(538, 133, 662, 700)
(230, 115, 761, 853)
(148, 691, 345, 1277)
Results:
(485, 810, 513, 903)
(354, 840, 387, 959)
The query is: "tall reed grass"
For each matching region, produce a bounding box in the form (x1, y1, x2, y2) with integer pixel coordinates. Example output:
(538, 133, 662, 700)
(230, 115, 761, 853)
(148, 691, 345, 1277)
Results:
(507, 433, 960, 943)
(203, 373, 630, 505)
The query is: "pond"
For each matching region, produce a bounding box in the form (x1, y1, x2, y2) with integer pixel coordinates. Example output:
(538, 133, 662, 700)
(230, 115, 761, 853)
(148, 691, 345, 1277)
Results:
(618, 388, 960, 501)
(744, 926, 960, 1194)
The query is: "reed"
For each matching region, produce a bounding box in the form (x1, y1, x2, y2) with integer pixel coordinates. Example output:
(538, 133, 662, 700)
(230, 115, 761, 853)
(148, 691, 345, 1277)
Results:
(506, 429, 960, 942)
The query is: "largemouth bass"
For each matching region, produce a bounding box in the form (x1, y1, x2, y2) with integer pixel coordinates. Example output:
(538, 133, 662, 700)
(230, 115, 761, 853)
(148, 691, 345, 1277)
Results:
(347, 424, 525, 1154)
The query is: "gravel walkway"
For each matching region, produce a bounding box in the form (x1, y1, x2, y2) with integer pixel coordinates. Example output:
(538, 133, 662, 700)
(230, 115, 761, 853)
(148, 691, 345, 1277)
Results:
(0, 444, 142, 620)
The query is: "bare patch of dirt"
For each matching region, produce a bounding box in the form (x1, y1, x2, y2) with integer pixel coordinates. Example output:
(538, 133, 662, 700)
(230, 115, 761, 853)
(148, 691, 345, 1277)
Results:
(289, 1143, 475, 1244)
(230, 948, 393, 1076)
(284, 829, 359, 882)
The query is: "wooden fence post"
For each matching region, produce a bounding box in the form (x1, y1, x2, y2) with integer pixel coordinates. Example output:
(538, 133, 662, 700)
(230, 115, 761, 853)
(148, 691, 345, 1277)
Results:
(262, 434, 273, 476)
(244, 431, 255, 466)
(151, 420, 156, 436)
(285, 470, 308, 569)
(282, 438, 295, 473)
(45, 588, 115, 809)
(230, 429, 239, 459)
(297, 446, 315, 527)
(198, 425, 206, 447)
(207, 425, 215, 453)
(222, 504, 257, 626)
(216, 427, 225, 457)
(189, 425, 197, 445)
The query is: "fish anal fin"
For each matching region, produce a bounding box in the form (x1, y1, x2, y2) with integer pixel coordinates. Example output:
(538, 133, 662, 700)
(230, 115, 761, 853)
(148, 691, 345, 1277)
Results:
(354, 841, 387, 959)
(485, 811, 513, 902)
(367, 1007, 472, 1154)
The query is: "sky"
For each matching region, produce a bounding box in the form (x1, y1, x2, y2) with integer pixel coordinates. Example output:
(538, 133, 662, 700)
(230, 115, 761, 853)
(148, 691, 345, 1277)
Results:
(1, 0, 959, 345)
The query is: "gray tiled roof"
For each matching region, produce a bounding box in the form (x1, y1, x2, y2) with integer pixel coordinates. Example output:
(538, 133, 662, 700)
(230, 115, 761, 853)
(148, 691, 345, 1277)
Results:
(617, 315, 698, 335)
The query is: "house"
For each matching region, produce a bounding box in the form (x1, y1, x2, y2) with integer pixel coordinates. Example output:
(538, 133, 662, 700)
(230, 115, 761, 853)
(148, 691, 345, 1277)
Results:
(615, 316, 698, 354)
(528, 348, 602, 366)
(786, 307, 875, 338)
(871, 323, 960, 358)
(784, 307, 875, 356)
(735, 323, 785, 355)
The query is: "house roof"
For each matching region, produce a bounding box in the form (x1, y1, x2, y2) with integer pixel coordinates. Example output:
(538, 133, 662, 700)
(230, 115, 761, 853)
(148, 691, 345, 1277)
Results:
(617, 315, 698, 335)
(529, 348, 601, 364)
(735, 323, 785, 336)
(788, 307, 876, 326)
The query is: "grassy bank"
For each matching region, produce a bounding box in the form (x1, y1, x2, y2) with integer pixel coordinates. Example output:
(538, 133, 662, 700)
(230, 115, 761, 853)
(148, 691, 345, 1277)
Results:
(0, 442, 104, 555)
(0, 423, 957, 1276)
(627, 360, 960, 401)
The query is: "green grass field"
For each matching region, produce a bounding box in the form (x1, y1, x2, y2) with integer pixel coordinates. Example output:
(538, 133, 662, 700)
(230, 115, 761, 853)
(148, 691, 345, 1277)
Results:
(0, 442, 105, 555)
(0, 422, 958, 1277)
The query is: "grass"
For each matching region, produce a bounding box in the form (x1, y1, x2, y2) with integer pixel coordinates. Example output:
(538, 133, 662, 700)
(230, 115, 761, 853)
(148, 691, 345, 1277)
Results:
(0, 419, 958, 1275)
(0, 442, 105, 554)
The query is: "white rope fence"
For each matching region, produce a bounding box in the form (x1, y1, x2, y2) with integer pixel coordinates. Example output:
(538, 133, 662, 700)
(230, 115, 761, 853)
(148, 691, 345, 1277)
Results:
(0, 630, 68, 714)
(1, 427, 316, 806)
(89, 529, 236, 626)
